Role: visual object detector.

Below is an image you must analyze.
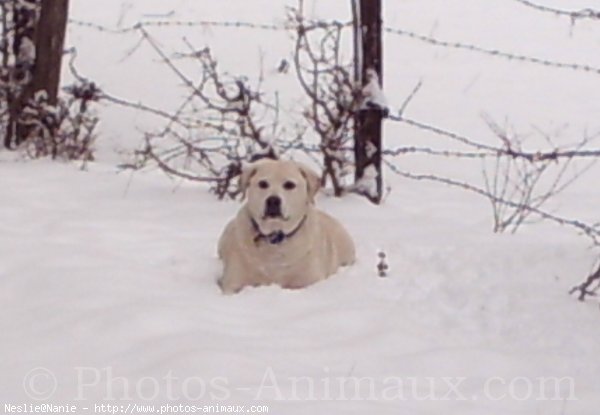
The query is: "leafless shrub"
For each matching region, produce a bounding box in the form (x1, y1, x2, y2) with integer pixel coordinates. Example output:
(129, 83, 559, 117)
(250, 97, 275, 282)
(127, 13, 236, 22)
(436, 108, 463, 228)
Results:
(387, 108, 600, 236)
(0, 0, 41, 148)
(106, 9, 358, 199)
(388, 94, 600, 302)
(287, 2, 360, 196)
(72, 13, 600, 302)
(18, 80, 98, 161)
(127, 28, 281, 199)
(0, 1, 93, 160)
(481, 117, 597, 233)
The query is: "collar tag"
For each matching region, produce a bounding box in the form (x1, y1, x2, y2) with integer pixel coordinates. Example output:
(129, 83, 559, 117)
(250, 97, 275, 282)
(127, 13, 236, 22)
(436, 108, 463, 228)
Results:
(268, 231, 286, 245)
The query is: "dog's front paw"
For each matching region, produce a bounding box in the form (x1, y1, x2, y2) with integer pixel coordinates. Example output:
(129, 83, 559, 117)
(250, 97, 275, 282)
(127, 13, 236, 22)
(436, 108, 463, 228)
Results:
(218, 277, 244, 295)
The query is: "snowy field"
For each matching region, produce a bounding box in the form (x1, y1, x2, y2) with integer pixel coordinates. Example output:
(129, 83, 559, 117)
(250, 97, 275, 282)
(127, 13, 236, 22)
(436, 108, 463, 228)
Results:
(2, 0, 600, 414)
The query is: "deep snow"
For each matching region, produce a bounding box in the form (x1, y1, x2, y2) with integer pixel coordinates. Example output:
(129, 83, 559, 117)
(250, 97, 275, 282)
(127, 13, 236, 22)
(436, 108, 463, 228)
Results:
(2, 160, 600, 414)
(2, 0, 600, 414)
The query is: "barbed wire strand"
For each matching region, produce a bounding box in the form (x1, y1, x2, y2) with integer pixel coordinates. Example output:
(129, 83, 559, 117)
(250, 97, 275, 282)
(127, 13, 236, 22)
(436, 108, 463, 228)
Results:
(69, 18, 600, 77)
(68, 19, 283, 33)
(513, 0, 600, 20)
(383, 26, 600, 76)
(388, 114, 600, 161)
(68, 18, 350, 34)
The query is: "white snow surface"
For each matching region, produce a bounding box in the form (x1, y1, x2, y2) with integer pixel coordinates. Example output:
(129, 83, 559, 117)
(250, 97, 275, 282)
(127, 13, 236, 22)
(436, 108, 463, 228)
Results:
(2, 159, 600, 414)
(2, 0, 600, 413)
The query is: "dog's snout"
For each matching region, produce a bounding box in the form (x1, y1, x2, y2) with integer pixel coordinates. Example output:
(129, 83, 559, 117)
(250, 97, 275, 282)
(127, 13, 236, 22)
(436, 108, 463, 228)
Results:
(266, 196, 281, 209)
(265, 196, 282, 217)
(267, 195, 281, 207)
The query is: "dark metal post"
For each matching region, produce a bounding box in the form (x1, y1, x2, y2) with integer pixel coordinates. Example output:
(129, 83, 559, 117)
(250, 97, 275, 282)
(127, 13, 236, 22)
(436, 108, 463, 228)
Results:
(354, 0, 384, 204)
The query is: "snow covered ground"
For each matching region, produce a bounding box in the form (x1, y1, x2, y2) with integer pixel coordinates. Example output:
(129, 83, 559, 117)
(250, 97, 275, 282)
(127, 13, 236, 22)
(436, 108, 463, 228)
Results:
(2, 158, 599, 414)
(2, 0, 600, 414)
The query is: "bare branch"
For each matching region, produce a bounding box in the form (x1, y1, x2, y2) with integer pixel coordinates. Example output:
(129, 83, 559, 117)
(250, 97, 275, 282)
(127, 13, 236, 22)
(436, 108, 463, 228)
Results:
(288, 2, 360, 196)
(570, 262, 600, 302)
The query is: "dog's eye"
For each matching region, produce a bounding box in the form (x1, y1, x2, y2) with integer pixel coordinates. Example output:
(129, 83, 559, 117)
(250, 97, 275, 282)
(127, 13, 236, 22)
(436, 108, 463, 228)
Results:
(283, 181, 296, 190)
(258, 180, 269, 189)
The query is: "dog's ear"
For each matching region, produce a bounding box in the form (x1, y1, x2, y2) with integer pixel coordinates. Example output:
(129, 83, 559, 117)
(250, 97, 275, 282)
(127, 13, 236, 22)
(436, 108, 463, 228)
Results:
(297, 163, 321, 204)
(239, 163, 258, 199)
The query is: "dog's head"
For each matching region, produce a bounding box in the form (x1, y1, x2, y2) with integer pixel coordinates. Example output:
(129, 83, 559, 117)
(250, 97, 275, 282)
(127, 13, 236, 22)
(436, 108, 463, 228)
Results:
(240, 159, 320, 235)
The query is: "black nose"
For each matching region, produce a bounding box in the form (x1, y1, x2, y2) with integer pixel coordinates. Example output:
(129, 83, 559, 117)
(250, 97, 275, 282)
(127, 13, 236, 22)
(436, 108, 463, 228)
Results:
(265, 196, 282, 217)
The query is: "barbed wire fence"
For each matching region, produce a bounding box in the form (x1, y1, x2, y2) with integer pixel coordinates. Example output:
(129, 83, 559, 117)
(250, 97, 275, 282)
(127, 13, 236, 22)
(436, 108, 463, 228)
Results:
(66, 3, 600, 302)
(512, 0, 600, 23)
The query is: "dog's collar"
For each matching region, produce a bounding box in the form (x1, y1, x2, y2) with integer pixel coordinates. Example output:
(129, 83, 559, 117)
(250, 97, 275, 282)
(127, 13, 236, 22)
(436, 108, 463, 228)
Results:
(251, 215, 308, 245)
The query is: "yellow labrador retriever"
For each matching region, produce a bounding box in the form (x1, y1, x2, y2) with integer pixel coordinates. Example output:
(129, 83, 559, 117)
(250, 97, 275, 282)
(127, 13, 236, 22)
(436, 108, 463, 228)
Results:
(218, 159, 355, 294)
